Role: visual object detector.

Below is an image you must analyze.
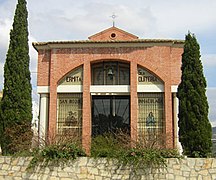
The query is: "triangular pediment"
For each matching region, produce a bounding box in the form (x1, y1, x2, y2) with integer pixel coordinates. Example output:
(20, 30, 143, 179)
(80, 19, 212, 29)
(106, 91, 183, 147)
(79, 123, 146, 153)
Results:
(88, 26, 138, 41)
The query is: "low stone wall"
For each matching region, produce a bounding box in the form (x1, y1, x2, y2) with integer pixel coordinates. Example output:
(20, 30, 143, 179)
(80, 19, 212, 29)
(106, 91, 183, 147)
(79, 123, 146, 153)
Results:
(0, 156, 216, 179)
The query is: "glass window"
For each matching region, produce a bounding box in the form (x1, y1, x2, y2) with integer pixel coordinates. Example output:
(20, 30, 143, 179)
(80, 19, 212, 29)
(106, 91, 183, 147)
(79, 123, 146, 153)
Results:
(91, 62, 130, 85)
(138, 93, 164, 146)
(57, 93, 82, 139)
(92, 96, 130, 136)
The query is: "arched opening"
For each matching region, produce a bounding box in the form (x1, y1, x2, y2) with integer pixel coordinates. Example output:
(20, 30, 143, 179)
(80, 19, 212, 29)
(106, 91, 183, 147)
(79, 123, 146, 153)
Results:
(91, 61, 130, 85)
(91, 61, 130, 136)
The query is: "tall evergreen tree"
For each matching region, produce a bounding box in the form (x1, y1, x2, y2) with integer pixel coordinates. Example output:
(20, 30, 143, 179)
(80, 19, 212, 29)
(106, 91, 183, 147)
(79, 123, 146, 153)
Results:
(0, 0, 32, 155)
(177, 32, 212, 157)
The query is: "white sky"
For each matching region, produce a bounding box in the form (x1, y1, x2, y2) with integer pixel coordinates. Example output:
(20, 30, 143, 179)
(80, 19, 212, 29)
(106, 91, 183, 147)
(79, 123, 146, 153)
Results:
(0, 0, 216, 126)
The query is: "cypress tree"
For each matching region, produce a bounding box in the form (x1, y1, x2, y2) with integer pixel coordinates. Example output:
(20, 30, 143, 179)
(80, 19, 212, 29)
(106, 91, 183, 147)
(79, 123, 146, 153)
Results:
(0, 0, 32, 155)
(177, 32, 212, 157)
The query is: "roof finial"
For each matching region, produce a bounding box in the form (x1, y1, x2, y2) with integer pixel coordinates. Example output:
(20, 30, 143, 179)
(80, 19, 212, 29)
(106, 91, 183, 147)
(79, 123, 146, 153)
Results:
(110, 13, 117, 27)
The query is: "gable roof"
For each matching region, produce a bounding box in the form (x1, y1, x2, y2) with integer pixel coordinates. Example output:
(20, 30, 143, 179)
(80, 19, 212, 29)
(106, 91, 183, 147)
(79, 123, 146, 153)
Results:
(88, 26, 139, 41)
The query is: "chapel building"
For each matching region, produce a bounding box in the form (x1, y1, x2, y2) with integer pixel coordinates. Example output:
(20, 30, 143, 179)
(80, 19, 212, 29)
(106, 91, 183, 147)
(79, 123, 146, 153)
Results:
(33, 27, 184, 153)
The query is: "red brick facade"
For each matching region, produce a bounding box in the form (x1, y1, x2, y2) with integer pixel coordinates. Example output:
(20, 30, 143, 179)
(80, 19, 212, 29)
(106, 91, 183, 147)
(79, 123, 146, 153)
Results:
(33, 27, 184, 153)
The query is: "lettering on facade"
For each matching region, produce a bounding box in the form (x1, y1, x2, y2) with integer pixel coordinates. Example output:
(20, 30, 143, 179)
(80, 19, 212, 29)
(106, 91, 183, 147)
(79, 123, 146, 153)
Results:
(137, 68, 161, 85)
(138, 76, 158, 82)
(59, 99, 81, 104)
(58, 67, 83, 85)
(65, 76, 82, 83)
(138, 98, 163, 104)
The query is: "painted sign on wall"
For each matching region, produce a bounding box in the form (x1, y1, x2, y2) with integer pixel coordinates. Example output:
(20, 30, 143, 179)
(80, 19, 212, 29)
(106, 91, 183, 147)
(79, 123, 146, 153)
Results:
(137, 67, 162, 85)
(58, 66, 83, 85)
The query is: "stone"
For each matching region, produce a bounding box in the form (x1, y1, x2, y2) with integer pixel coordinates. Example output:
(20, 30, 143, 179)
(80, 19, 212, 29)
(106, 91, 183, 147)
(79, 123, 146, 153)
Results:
(202, 159, 212, 169)
(183, 171, 190, 177)
(196, 159, 204, 167)
(112, 174, 123, 179)
(94, 176, 103, 180)
(187, 158, 196, 167)
(2, 164, 10, 170)
(80, 167, 88, 174)
(195, 166, 201, 172)
(203, 177, 211, 180)
(49, 177, 60, 180)
(189, 177, 197, 180)
(78, 157, 88, 166)
(212, 159, 216, 168)
(173, 164, 181, 170)
(0, 157, 4, 164)
(87, 173, 95, 179)
(100, 170, 112, 178)
(58, 172, 69, 177)
(173, 169, 182, 176)
(63, 167, 73, 173)
(199, 169, 209, 176)
(20, 166, 27, 172)
(13, 177, 23, 180)
(0, 170, 7, 176)
(12, 166, 21, 171)
(198, 174, 202, 180)
(180, 164, 190, 172)
(87, 158, 98, 167)
(175, 175, 186, 180)
(158, 172, 166, 179)
(40, 174, 49, 180)
(212, 174, 216, 180)
(77, 173, 88, 179)
(28, 174, 39, 180)
(11, 159, 19, 166)
(51, 171, 58, 177)
(166, 173, 174, 179)
(166, 167, 174, 174)
(88, 167, 99, 175)
(209, 169, 216, 174)
(17, 158, 26, 166)
(4, 157, 11, 164)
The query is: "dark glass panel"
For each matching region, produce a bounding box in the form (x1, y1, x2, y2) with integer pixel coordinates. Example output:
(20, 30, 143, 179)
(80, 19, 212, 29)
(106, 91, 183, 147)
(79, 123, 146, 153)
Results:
(92, 96, 130, 136)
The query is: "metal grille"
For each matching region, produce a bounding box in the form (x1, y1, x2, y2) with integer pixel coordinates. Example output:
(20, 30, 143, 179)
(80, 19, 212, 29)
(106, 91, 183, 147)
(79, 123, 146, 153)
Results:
(91, 62, 130, 85)
(138, 93, 164, 146)
(92, 96, 130, 136)
(57, 93, 82, 139)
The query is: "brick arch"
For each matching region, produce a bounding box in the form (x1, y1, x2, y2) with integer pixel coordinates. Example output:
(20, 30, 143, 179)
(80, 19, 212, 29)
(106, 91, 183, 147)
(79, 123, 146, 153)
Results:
(56, 62, 84, 86)
(57, 65, 83, 85)
(89, 58, 131, 64)
(137, 63, 168, 84)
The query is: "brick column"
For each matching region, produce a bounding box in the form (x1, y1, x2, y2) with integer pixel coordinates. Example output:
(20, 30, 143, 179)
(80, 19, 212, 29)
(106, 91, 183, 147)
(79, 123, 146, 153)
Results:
(82, 61, 91, 154)
(48, 49, 57, 143)
(164, 83, 174, 148)
(130, 61, 138, 145)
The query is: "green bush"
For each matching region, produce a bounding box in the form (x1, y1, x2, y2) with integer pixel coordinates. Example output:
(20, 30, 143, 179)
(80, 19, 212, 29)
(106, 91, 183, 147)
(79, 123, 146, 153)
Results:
(91, 133, 124, 158)
(91, 133, 181, 171)
(28, 142, 86, 170)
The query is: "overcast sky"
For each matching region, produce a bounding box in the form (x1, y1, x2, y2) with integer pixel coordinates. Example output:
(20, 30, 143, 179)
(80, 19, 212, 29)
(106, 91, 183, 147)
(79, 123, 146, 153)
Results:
(0, 0, 216, 126)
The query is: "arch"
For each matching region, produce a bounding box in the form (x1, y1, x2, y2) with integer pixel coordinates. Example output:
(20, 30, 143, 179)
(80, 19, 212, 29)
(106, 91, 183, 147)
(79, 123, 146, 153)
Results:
(137, 63, 167, 84)
(57, 65, 83, 86)
(137, 65, 164, 85)
(91, 60, 130, 85)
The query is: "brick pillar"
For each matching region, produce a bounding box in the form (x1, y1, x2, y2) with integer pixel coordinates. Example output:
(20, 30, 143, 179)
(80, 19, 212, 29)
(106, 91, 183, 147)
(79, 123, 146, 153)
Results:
(164, 83, 174, 148)
(130, 61, 138, 145)
(82, 61, 91, 154)
(48, 49, 57, 143)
